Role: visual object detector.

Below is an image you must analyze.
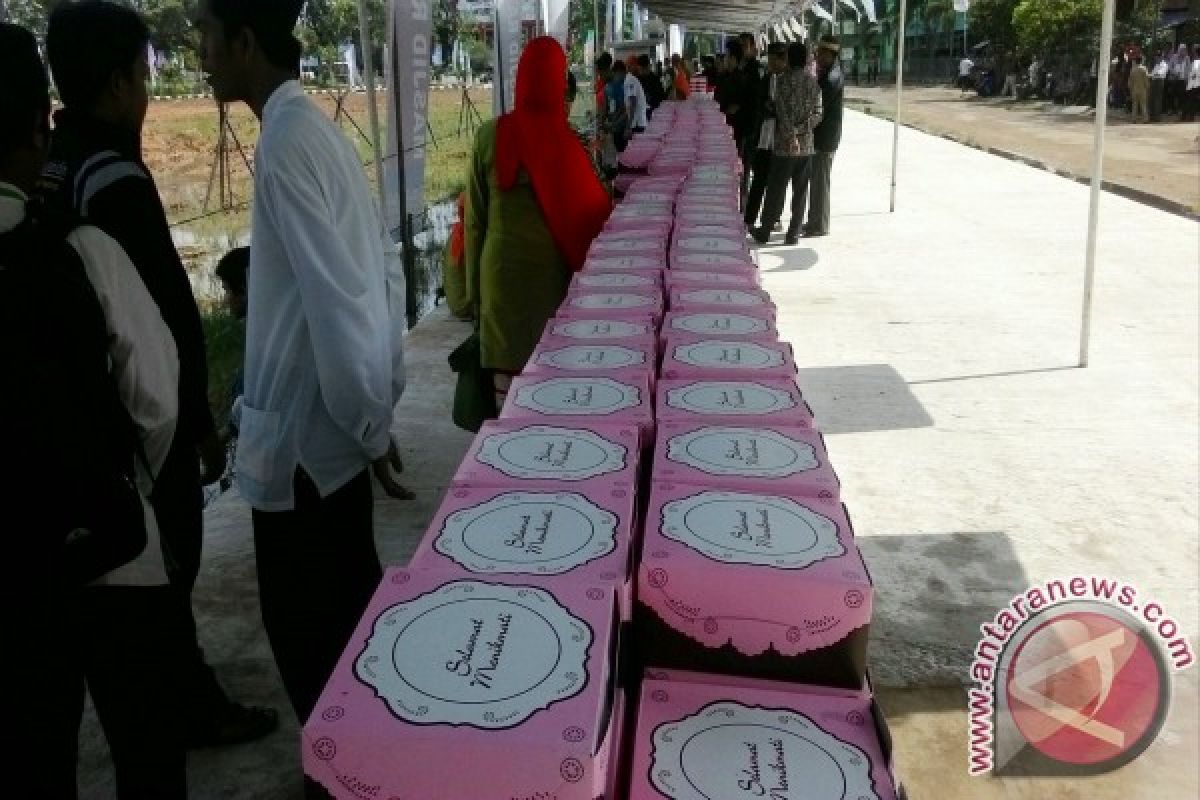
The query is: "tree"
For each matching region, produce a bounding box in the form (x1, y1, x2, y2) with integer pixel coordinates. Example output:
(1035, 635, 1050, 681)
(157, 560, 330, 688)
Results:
(1012, 0, 1102, 57)
(967, 0, 1019, 51)
(433, 0, 459, 71)
(5, 0, 57, 36)
(921, 0, 956, 56)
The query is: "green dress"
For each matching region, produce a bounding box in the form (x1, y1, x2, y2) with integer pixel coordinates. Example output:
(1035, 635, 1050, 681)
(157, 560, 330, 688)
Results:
(465, 118, 570, 373)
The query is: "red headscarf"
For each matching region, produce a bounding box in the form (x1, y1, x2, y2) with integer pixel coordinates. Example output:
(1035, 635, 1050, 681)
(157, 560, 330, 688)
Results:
(495, 36, 610, 272)
(449, 191, 466, 266)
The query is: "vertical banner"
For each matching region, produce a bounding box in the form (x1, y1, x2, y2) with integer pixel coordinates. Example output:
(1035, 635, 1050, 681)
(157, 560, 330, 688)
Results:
(545, 0, 569, 49)
(385, 0, 433, 232)
(493, 0, 522, 116)
(613, 0, 626, 41)
(668, 23, 684, 57)
(631, 3, 643, 40)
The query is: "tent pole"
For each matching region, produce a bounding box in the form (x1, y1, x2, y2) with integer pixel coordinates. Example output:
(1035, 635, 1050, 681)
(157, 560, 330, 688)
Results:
(356, 0, 389, 224)
(889, 0, 907, 212)
(1079, 0, 1116, 368)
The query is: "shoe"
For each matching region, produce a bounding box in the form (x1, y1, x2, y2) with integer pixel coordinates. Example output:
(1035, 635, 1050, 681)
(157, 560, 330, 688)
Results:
(783, 230, 800, 245)
(772, 222, 782, 232)
(750, 227, 771, 245)
(187, 703, 280, 749)
(802, 229, 828, 238)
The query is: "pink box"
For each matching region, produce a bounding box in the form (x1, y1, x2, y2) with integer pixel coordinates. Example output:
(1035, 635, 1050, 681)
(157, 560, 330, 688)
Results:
(661, 309, 777, 342)
(525, 335, 656, 384)
(670, 286, 773, 312)
(652, 420, 840, 498)
(659, 334, 796, 381)
(673, 223, 745, 239)
(675, 208, 745, 226)
(546, 316, 657, 341)
(570, 270, 661, 292)
(561, 290, 664, 322)
(303, 570, 622, 799)
(657, 378, 815, 429)
(671, 236, 748, 260)
(636, 484, 868, 686)
(628, 674, 901, 798)
(670, 251, 757, 271)
(664, 269, 760, 289)
(451, 419, 641, 490)
(588, 236, 668, 258)
(502, 372, 656, 443)
(583, 253, 667, 271)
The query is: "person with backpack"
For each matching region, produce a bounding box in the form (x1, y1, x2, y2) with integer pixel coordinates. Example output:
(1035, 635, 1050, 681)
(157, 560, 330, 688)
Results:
(0, 21, 185, 797)
(38, 0, 278, 747)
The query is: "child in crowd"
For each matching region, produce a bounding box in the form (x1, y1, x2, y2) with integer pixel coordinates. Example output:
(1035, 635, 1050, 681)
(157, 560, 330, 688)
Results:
(214, 246, 248, 452)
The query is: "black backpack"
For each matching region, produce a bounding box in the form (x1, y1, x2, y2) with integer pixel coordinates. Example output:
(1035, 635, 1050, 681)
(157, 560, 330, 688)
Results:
(0, 205, 147, 590)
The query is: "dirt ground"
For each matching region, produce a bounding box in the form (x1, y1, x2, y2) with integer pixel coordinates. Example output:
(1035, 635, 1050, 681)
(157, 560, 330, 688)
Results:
(847, 85, 1200, 213)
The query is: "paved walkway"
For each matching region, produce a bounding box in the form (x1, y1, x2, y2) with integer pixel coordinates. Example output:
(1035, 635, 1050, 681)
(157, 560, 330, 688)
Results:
(77, 110, 1199, 799)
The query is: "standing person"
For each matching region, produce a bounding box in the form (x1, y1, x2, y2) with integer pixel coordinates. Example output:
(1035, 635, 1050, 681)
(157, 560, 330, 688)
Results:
(751, 42, 822, 246)
(1000, 51, 1019, 97)
(959, 54, 975, 93)
(1150, 51, 1168, 121)
(637, 54, 665, 119)
(736, 32, 765, 202)
(804, 35, 844, 239)
(609, 60, 632, 149)
(1, 21, 185, 798)
(1184, 44, 1200, 123)
(671, 53, 692, 99)
(623, 57, 650, 135)
(1128, 55, 1150, 123)
(744, 42, 786, 229)
(1168, 43, 1190, 116)
(595, 51, 613, 118)
(214, 246, 250, 451)
(39, 0, 277, 747)
(195, 0, 412, 733)
(463, 36, 610, 402)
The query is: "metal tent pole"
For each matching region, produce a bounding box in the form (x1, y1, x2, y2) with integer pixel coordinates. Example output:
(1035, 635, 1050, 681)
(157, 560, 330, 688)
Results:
(1079, 0, 1117, 368)
(356, 0, 389, 224)
(889, 0, 907, 212)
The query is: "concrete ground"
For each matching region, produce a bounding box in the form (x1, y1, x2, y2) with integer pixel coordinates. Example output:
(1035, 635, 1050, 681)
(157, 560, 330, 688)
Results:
(846, 84, 1200, 214)
(77, 110, 1199, 798)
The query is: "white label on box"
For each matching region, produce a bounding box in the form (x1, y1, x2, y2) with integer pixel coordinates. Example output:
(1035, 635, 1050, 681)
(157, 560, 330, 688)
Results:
(679, 289, 765, 306)
(356, 581, 592, 729)
(577, 273, 655, 288)
(672, 341, 785, 370)
(650, 702, 880, 800)
(585, 255, 662, 269)
(537, 345, 647, 371)
(679, 212, 738, 224)
(674, 252, 752, 268)
(552, 319, 651, 339)
(592, 239, 659, 252)
(570, 293, 656, 310)
(514, 377, 642, 415)
(475, 425, 627, 481)
(667, 426, 819, 478)
(671, 271, 749, 286)
(676, 238, 742, 253)
(436, 491, 618, 574)
(666, 381, 796, 416)
(670, 313, 770, 335)
(660, 490, 842, 568)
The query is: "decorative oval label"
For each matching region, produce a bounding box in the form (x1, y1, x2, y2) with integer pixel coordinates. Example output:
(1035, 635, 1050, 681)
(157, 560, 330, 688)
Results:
(355, 581, 592, 729)
(678, 211, 740, 224)
(514, 377, 641, 416)
(675, 237, 743, 253)
(576, 273, 655, 288)
(673, 252, 753, 268)
(591, 239, 661, 252)
(552, 319, 650, 339)
(435, 491, 619, 574)
(666, 381, 796, 416)
(660, 490, 842, 568)
(670, 271, 751, 286)
(584, 255, 663, 270)
(666, 426, 819, 478)
(474, 425, 627, 481)
(678, 289, 766, 306)
(670, 313, 770, 336)
(537, 345, 647, 371)
(569, 293, 656, 310)
(650, 702, 880, 800)
(671, 341, 786, 370)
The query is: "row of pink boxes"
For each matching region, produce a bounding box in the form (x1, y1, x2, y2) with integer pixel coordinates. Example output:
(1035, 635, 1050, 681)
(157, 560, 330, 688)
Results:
(302, 102, 904, 799)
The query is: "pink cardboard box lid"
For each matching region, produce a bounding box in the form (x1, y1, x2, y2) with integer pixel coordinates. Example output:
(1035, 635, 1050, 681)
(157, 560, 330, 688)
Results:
(525, 336, 657, 384)
(583, 253, 667, 271)
(670, 251, 757, 271)
(595, 226, 668, 240)
(562, 289, 664, 319)
(656, 378, 815, 429)
(669, 286, 774, 311)
(664, 269, 760, 290)
(660, 335, 796, 381)
(661, 309, 776, 342)
(303, 570, 621, 800)
(411, 483, 636, 583)
(501, 373, 655, 442)
(604, 217, 673, 234)
(628, 674, 899, 800)
(672, 233, 746, 254)
(588, 237, 669, 258)
(652, 420, 840, 497)
(452, 419, 642, 490)
(570, 270, 661, 292)
(638, 482, 869, 657)
(546, 316, 657, 341)
(674, 209, 745, 226)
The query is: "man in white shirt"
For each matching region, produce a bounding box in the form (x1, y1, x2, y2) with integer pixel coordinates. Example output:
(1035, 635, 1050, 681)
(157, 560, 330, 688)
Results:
(1, 22, 184, 797)
(959, 56, 975, 94)
(196, 0, 410, 728)
(619, 59, 649, 134)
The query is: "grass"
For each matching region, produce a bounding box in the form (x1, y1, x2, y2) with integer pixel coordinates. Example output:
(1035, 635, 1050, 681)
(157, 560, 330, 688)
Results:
(202, 307, 246, 432)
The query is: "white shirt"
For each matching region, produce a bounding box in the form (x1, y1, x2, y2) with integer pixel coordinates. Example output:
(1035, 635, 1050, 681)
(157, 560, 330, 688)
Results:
(1189, 58, 1200, 91)
(1152, 60, 1169, 79)
(0, 183, 179, 585)
(959, 58, 974, 77)
(240, 81, 405, 511)
(624, 74, 648, 129)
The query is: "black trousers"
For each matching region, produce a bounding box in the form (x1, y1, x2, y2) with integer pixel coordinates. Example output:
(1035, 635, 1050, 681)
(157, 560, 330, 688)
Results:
(2, 586, 187, 800)
(743, 148, 774, 227)
(759, 154, 812, 237)
(151, 435, 231, 724)
(253, 469, 381, 724)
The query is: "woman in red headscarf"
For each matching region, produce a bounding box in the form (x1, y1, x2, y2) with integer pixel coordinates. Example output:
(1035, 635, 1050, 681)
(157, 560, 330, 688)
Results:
(465, 36, 610, 381)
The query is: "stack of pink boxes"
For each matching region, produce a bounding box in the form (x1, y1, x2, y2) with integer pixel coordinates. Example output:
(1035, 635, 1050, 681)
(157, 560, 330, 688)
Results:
(303, 97, 902, 799)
